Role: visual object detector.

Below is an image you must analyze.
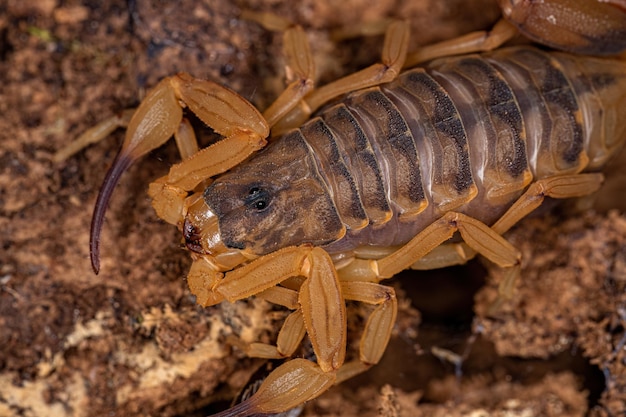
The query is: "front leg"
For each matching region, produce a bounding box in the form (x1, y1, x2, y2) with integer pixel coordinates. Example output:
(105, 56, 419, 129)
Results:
(187, 246, 346, 415)
(89, 74, 270, 272)
(210, 359, 336, 417)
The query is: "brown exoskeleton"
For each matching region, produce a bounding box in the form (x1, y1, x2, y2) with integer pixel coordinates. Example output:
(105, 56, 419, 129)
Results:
(59, 0, 626, 415)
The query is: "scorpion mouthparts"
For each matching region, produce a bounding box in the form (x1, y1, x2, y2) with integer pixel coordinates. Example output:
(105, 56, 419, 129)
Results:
(183, 218, 205, 254)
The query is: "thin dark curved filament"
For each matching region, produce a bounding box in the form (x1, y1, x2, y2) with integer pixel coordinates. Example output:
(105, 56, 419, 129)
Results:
(207, 398, 256, 417)
(90, 152, 134, 274)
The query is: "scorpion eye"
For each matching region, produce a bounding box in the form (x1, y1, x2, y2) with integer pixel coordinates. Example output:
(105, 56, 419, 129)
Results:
(253, 199, 267, 210)
(245, 186, 270, 212)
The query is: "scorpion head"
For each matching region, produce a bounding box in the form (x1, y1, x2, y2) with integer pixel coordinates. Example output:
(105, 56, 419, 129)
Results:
(182, 131, 346, 267)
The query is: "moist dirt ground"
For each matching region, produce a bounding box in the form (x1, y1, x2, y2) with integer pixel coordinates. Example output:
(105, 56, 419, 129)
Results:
(1, 1, 626, 416)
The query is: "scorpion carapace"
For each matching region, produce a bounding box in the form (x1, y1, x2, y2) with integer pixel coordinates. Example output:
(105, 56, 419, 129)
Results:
(70, 1, 626, 416)
(199, 131, 346, 256)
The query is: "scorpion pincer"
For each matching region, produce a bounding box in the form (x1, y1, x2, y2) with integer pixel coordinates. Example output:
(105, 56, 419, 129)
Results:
(76, 0, 626, 415)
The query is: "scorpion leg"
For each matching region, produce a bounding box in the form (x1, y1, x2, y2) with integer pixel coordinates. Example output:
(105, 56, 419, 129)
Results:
(171, 118, 199, 161)
(246, 309, 307, 360)
(341, 174, 604, 303)
(150, 73, 269, 192)
(491, 173, 605, 236)
(338, 212, 521, 295)
(377, 212, 521, 279)
(150, 15, 319, 226)
(334, 281, 398, 384)
(404, 18, 518, 67)
(145, 74, 272, 226)
(272, 309, 307, 359)
(273, 19, 410, 133)
(345, 243, 478, 276)
(210, 359, 336, 417)
(410, 242, 477, 270)
(52, 109, 135, 163)
(256, 285, 299, 309)
(487, 173, 604, 301)
(330, 18, 397, 41)
(410, 174, 604, 297)
(194, 245, 345, 414)
(241, 11, 316, 127)
(252, 281, 390, 367)
(246, 286, 305, 359)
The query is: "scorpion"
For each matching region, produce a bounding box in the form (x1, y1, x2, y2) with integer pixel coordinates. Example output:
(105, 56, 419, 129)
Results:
(62, 0, 626, 415)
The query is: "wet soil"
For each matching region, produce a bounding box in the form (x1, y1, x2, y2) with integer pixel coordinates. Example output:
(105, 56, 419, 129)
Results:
(1, 1, 625, 416)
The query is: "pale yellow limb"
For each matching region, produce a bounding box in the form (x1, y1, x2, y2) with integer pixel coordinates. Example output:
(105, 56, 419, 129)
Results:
(238, 359, 336, 415)
(341, 281, 397, 365)
(335, 361, 373, 385)
(486, 173, 603, 309)
(404, 18, 518, 67)
(245, 343, 282, 359)
(336, 212, 520, 290)
(246, 310, 306, 359)
(172, 73, 269, 139)
(199, 246, 345, 374)
(186, 256, 225, 307)
(337, 258, 380, 283)
(330, 18, 396, 40)
(52, 109, 135, 163)
(276, 309, 307, 356)
(147, 177, 190, 226)
(173, 118, 199, 160)
(262, 25, 315, 127)
(337, 242, 478, 283)
(328, 282, 398, 385)
(299, 247, 346, 373)
(118, 78, 183, 161)
(90, 73, 272, 272)
(272, 20, 411, 133)
(163, 130, 267, 190)
(257, 285, 299, 309)
(157, 73, 269, 191)
(241, 11, 316, 128)
(410, 242, 477, 270)
(240, 10, 293, 32)
(240, 249, 344, 366)
(455, 213, 520, 268)
(491, 173, 604, 235)
(216, 246, 310, 302)
(376, 211, 520, 279)
(495, 265, 521, 302)
(306, 20, 410, 111)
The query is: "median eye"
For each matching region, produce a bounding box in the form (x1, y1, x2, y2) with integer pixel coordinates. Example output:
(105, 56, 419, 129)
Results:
(253, 199, 267, 210)
(245, 186, 270, 212)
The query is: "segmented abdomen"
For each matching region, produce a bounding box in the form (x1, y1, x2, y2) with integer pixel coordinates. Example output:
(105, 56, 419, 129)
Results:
(289, 46, 626, 251)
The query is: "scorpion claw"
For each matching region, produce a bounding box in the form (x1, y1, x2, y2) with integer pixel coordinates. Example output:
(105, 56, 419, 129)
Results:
(210, 359, 336, 417)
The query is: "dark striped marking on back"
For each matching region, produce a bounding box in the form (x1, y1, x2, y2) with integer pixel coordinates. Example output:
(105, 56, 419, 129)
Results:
(452, 57, 528, 180)
(347, 88, 427, 219)
(396, 69, 476, 210)
(506, 48, 585, 174)
(322, 104, 393, 225)
(300, 118, 369, 230)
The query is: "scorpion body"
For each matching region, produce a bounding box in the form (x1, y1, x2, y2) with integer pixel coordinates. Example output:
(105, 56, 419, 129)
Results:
(200, 47, 626, 259)
(63, 1, 626, 415)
